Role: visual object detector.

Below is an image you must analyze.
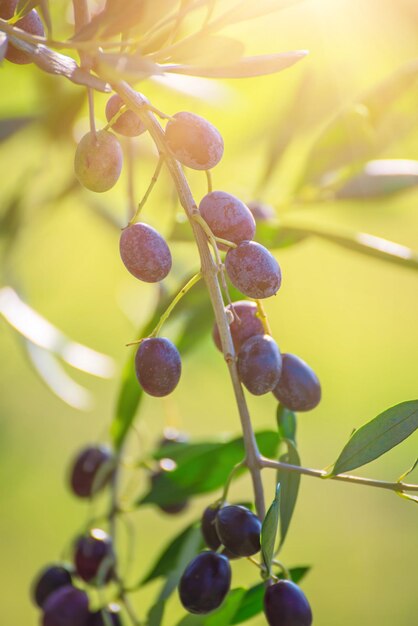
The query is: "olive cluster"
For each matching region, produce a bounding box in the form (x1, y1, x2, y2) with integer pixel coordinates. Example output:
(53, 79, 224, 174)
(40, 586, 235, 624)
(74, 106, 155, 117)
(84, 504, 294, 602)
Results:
(177, 502, 312, 625)
(213, 300, 321, 411)
(31, 445, 121, 626)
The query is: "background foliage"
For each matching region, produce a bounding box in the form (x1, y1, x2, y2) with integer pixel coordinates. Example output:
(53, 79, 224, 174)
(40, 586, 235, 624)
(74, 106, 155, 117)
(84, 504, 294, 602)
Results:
(0, 0, 417, 624)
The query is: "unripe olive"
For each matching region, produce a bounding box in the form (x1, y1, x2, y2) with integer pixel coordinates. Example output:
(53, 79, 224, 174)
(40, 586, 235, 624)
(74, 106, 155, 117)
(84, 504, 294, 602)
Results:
(105, 94, 146, 137)
(264, 580, 313, 626)
(199, 191, 256, 250)
(273, 353, 321, 412)
(165, 112, 224, 170)
(135, 337, 181, 397)
(74, 130, 123, 193)
(5, 6, 45, 64)
(225, 241, 282, 299)
(212, 300, 264, 353)
(119, 223, 172, 283)
(237, 334, 282, 395)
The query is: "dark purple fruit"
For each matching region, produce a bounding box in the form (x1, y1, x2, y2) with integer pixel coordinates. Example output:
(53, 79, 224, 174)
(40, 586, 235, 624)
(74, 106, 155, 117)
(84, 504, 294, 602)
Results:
(247, 201, 275, 222)
(225, 241, 282, 299)
(135, 337, 181, 397)
(199, 191, 255, 250)
(215, 505, 261, 557)
(74, 529, 114, 585)
(105, 94, 146, 137)
(237, 334, 282, 395)
(87, 605, 122, 626)
(74, 130, 123, 193)
(179, 551, 231, 614)
(119, 222, 172, 283)
(201, 504, 222, 550)
(212, 300, 264, 353)
(69, 445, 114, 499)
(5, 6, 45, 64)
(273, 353, 321, 412)
(42, 586, 89, 626)
(32, 564, 73, 608)
(165, 112, 224, 170)
(150, 465, 189, 515)
(264, 580, 313, 626)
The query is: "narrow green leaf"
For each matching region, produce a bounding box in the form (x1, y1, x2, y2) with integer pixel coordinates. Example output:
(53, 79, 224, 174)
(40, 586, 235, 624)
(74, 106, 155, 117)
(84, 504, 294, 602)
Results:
(139, 431, 280, 507)
(330, 400, 418, 476)
(0, 117, 35, 142)
(278, 223, 418, 272)
(142, 524, 204, 585)
(277, 441, 301, 550)
(165, 51, 308, 79)
(276, 405, 297, 444)
(336, 159, 418, 199)
(261, 484, 281, 574)
(205, 589, 247, 626)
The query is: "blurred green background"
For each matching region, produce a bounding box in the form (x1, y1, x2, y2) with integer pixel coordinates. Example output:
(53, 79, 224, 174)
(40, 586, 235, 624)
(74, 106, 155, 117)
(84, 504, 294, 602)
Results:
(0, 0, 417, 624)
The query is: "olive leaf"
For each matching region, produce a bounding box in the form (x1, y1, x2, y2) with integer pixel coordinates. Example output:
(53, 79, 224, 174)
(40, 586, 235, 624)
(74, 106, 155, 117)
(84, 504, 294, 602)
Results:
(277, 440, 301, 550)
(336, 159, 418, 199)
(142, 524, 205, 586)
(276, 405, 297, 444)
(139, 431, 280, 507)
(277, 222, 418, 272)
(164, 51, 308, 79)
(261, 483, 281, 575)
(330, 400, 418, 476)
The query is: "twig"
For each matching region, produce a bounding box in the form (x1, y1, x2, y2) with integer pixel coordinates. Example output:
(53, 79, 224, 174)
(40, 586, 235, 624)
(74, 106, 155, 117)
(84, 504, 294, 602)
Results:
(128, 156, 165, 226)
(259, 457, 418, 493)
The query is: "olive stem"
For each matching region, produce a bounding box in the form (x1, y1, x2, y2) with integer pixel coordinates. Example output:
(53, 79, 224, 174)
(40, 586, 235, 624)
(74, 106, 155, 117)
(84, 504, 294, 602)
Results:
(205, 170, 213, 193)
(221, 461, 245, 502)
(149, 271, 202, 338)
(111, 82, 266, 520)
(254, 299, 272, 335)
(259, 457, 418, 493)
(128, 156, 165, 226)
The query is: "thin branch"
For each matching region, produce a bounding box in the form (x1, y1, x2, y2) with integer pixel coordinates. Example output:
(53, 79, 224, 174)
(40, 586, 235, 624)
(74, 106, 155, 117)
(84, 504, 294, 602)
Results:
(111, 83, 266, 519)
(259, 457, 418, 493)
